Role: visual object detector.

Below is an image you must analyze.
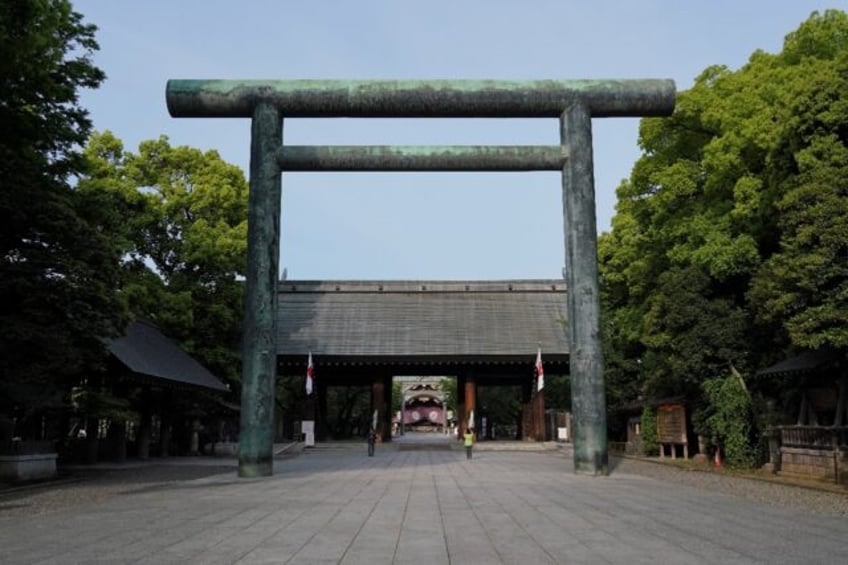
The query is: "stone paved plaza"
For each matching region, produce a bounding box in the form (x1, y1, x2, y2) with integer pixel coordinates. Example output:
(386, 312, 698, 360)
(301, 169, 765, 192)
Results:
(1, 445, 847, 564)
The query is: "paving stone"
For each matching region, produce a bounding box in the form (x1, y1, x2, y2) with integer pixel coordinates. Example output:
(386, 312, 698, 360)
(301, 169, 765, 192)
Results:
(1, 446, 847, 564)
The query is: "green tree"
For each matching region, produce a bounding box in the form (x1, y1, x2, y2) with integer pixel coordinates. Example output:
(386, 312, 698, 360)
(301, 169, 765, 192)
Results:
(600, 10, 848, 423)
(747, 19, 848, 349)
(639, 407, 658, 457)
(0, 0, 126, 438)
(700, 371, 758, 468)
(325, 386, 370, 439)
(477, 385, 522, 437)
(392, 379, 403, 413)
(79, 133, 249, 391)
(543, 374, 571, 411)
(439, 377, 457, 414)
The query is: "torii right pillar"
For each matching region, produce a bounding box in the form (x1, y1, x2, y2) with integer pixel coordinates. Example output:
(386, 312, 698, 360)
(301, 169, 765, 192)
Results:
(561, 102, 607, 475)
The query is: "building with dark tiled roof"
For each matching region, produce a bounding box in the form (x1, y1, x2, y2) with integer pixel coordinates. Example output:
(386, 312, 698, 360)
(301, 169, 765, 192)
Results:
(82, 319, 231, 461)
(276, 280, 566, 441)
(108, 318, 228, 392)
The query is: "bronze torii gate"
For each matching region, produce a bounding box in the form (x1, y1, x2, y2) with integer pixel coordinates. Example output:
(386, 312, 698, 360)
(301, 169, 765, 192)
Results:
(166, 79, 676, 478)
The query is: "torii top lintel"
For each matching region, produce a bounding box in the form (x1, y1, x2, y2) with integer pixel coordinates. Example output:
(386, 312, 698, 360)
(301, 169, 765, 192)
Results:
(166, 79, 676, 119)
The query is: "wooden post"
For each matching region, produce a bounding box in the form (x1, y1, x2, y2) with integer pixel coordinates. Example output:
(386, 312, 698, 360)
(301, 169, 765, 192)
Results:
(316, 381, 327, 441)
(834, 376, 847, 427)
(383, 375, 393, 442)
(534, 387, 546, 441)
(137, 385, 152, 460)
(465, 376, 477, 438)
(372, 378, 385, 440)
(457, 375, 466, 439)
(159, 388, 172, 457)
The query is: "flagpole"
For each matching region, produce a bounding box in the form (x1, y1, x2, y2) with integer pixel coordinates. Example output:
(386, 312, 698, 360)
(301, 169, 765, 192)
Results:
(535, 345, 545, 441)
(303, 352, 316, 447)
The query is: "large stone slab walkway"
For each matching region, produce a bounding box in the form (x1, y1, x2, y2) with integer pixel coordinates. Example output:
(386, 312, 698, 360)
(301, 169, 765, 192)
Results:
(1, 446, 846, 564)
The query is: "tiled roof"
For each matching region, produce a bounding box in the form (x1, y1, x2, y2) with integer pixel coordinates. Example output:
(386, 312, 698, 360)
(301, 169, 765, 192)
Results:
(756, 347, 842, 377)
(276, 280, 567, 358)
(107, 319, 228, 391)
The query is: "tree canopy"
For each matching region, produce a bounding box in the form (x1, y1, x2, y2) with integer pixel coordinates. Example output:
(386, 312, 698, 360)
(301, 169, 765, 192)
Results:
(600, 10, 848, 423)
(79, 132, 249, 390)
(1, 0, 250, 440)
(0, 0, 125, 432)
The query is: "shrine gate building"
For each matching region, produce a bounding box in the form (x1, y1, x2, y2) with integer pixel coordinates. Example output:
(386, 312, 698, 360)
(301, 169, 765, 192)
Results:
(275, 279, 568, 442)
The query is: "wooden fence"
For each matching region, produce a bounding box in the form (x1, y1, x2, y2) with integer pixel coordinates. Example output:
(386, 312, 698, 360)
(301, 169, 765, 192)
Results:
(779, 426, 848, 449)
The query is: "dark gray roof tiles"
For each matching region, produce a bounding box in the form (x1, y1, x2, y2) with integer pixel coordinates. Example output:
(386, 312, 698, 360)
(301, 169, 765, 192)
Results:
(276, 280, 568, 357)
(107, 319, 229, 391)
(756, 347, 842, 377)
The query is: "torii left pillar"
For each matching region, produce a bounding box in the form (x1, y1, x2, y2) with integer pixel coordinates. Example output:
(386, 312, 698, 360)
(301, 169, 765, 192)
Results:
(237, 104, 282, 477)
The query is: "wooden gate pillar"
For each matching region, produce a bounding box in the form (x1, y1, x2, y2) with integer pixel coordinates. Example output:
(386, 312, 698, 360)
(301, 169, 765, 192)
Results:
(137, 385, 152, 460)
(533, 386, 546, 441)
(464, 376, 477, 438)
(383, 375, 393, 442)
(372, 377, 386, 441)
(316, 380, 328, 441)
(456, 375, 466, 440)
(521, 379, 532, 441)
(159, 388, 172, 457)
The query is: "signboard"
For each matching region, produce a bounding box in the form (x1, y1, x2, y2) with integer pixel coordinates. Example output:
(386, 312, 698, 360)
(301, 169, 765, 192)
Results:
(656, 404, 686, 444)
(301, 420, 315, 447)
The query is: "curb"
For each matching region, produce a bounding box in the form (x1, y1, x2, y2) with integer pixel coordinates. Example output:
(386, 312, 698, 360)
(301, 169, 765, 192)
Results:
(612, 452, 848, 495)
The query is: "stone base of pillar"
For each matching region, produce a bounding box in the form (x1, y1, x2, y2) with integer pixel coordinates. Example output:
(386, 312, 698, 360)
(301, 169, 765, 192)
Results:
(238, 457, 273, 478)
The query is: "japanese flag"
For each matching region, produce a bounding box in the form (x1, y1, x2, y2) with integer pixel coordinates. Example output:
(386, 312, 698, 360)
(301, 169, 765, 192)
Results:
(536, 347, 544, 391)
(306, 352, 314, 396)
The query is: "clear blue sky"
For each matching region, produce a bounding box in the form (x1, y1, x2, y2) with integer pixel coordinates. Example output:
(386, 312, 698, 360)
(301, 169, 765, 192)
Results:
(75, 0, 846, 281)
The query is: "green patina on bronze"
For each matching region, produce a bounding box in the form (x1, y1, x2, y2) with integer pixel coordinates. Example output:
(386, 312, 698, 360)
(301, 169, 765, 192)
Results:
(166, 78, 675, 118)
(561, 102, 609, 476)
(237, 103, 281, 478)
(278, 145, 567, 171)
(166, 78, 675, 478)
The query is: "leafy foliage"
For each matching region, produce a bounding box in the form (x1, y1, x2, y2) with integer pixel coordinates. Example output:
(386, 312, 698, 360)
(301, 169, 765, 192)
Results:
(477, 385, 522, 435)
(748, 65, 848, 348)
(70, 385, 135, 424)
(701, 373, 758, 468)
(439, 377, 457, 414)
(542, 373, 571, 411)
(0, 0, 127, 434)
(639, 407, 658, 456)
(600, 11, 848, 429)
(392, 379, 404, 412)
(325, 386, 371, 439)
(79, 132, 249, 391)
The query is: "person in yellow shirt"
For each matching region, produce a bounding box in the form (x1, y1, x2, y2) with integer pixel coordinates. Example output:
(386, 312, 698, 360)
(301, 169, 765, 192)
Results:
(463, 428, 474, 460)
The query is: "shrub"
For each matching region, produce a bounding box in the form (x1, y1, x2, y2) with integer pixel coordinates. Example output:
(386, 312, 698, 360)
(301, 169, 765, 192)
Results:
(640, 406, 659, 456)
(702, 373, 758, 468)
